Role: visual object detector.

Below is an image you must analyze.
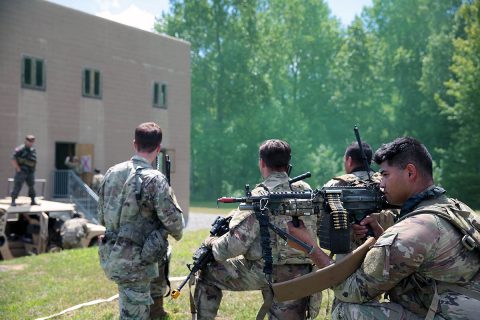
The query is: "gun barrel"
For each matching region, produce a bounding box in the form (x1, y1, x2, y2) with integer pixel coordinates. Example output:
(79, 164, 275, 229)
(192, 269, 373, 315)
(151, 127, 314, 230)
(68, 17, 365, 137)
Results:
(289, 172, 311, 185)
(217, 197, 247, 203)
(171, 270, 194, 299)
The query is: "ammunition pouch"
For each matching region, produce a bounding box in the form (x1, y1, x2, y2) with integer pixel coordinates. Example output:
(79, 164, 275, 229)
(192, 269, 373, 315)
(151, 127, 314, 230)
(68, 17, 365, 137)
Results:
(141, 229, 168, 264)
(17, 157, 36, 168)
(117, 223, 146, 246)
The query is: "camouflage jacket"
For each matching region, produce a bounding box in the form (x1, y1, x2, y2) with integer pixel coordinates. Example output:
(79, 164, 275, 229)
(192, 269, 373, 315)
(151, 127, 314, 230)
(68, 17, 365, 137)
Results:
(98, 155, 184, 282)
(323, 169, 375, 188)
(333, 190, 480, 318)
(212, 171, 317, 265)
(12, 144, 36, 172)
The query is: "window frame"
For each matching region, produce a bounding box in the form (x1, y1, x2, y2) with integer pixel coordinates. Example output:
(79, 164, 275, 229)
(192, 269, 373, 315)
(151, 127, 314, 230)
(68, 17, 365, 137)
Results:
(152, 81, 167, 109)
(82, 67, 102, 99)
(21, 55, 46, 91)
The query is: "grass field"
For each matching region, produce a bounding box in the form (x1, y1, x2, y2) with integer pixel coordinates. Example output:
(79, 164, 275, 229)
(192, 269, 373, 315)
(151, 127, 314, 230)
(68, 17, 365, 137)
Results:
(0, 227, 333, 320)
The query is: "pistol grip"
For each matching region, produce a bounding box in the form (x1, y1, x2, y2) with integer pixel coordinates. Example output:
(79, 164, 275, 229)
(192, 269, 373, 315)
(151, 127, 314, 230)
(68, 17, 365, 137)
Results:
(292, 216, 300, 227)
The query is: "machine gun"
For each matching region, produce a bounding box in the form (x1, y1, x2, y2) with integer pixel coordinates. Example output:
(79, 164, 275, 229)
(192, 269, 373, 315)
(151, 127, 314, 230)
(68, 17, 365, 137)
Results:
(218, 177, 393, 256)
(171, 215, 232, 299)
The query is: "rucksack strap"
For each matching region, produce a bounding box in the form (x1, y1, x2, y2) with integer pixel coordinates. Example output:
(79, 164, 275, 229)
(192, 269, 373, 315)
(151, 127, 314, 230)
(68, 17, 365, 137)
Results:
(134, 166, 144, 201)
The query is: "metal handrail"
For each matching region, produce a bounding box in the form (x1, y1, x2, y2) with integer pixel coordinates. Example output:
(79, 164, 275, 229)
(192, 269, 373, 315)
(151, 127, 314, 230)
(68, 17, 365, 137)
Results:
(53, 170, 99, 223)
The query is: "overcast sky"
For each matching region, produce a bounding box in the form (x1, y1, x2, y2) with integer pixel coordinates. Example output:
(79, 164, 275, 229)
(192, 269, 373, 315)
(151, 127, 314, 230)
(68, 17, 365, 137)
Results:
(45, 0, 372, 32)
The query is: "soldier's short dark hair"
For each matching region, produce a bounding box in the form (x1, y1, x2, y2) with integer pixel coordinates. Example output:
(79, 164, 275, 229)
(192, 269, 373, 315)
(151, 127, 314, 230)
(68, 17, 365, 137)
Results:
(345, 141, 372, 165)
(259, 139, 291, 171)
(374, 137, 433, 179)
(135, 122, 162, 153)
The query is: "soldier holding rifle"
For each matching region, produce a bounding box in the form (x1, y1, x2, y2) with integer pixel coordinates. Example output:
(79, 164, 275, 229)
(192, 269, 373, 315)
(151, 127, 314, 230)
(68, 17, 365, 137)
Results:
(195, 139, 321, 320)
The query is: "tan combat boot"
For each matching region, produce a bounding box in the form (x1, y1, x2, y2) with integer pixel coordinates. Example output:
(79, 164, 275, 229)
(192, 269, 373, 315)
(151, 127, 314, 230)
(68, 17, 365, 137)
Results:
(150, 297, 168, 319)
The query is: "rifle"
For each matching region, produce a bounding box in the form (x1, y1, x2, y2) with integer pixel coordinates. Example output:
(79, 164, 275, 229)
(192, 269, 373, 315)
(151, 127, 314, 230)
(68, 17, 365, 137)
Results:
(171, 215, 232, 299)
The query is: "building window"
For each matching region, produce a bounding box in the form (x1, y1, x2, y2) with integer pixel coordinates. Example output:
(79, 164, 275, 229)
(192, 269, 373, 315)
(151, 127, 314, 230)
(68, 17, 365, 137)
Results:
(153, 82, 167, 108)
(83, 68, 102, 99)
(22, 56, 46, 90)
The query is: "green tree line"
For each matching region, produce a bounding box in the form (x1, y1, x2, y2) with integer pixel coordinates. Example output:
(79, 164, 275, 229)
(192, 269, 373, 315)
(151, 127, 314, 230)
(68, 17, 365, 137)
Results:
(156, 0, 480, 208)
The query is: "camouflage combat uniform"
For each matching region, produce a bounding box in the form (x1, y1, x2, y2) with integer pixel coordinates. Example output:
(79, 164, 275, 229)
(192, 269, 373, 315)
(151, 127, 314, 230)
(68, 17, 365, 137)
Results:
(11, 144, 37, 199)
(61, 217, 89, 249)
(332, 186, 480, 320)
(195, 172, 320, 320)
(98, 155, 184, 320)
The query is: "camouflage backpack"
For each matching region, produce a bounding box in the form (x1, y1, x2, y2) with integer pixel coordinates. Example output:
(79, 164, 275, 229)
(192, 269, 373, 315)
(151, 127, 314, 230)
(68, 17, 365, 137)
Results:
(409, 199, 480, 252)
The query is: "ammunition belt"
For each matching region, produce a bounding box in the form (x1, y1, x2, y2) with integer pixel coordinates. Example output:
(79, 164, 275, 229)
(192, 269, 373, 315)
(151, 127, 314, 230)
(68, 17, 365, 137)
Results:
(326, 193, 348, 230)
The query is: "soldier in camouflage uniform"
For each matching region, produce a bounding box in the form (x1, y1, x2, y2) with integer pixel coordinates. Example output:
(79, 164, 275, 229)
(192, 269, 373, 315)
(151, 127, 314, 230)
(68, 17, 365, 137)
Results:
(10, 135, 38, 206)
(288, 137, 480, 320)
(323, 141, 397, 253)
(194, 139, 321, 320)
(61, 213, 89, 249)
(98, 122, 184, 320)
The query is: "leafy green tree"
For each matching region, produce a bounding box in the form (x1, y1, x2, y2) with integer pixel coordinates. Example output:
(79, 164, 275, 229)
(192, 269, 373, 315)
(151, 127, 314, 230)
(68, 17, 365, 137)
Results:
(329, 17, 391, 150)
(158, 0, 270, 200)
(157, 0, 479, 206)
(364, 0, 462, 141)
(439, 0, 480, 207)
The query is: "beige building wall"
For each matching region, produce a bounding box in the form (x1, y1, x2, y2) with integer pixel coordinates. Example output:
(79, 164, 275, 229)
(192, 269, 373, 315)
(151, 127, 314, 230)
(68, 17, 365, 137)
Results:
(0, 0, 191, 213)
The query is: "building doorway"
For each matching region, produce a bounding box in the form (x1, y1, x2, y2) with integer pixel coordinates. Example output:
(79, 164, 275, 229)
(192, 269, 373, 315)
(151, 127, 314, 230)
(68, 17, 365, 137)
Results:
(55, 142, 76, 170)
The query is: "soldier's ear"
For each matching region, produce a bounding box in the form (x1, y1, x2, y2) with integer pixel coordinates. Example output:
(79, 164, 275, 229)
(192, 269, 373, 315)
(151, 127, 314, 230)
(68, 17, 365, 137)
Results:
(405, 163, 416, 181)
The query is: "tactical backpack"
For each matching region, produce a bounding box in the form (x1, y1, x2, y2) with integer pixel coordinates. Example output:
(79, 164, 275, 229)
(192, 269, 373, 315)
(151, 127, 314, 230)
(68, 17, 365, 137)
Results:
(406, 199, 480, 252)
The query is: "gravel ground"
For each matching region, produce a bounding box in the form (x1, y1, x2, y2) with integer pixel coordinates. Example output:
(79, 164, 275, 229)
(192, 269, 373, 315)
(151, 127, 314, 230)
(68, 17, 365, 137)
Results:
(185, 212, 225, 231)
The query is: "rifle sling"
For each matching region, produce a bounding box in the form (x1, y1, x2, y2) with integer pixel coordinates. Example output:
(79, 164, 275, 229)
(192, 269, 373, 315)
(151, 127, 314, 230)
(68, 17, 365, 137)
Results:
(272, 237, 376, 302)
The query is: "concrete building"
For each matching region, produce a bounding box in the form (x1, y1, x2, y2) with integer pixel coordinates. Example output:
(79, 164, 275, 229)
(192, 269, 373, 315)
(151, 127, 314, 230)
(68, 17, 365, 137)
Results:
(0, 0, 191, 213)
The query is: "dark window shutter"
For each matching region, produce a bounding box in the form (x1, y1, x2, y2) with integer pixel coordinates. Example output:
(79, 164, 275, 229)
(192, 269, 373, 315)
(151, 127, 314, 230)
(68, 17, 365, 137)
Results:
(94, 70, 100, 96)
(153, 82, 159, 105)
(24, 57, 32, 85)
(84, 69, 90, 95)
(35, 59, 43, 87)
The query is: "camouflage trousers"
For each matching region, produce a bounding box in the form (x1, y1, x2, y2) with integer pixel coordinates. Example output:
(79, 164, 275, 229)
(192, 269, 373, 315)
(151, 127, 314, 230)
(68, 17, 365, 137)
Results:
(332, 301, 429, 320)
(194, 257, 311, 320)
(117, 263, 168, 320)
(332, 289, 480, 320)
(11, 170, 35, 198)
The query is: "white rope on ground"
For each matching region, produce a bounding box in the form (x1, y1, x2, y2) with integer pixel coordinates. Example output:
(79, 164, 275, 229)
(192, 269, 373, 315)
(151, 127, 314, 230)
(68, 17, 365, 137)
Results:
(35, 294, 119, 320)
(35, 276, 187, 320)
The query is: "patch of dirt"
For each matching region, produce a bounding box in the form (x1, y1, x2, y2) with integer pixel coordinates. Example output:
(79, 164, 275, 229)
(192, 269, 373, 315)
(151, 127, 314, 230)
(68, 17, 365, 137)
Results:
(0, 264, 26, 272)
